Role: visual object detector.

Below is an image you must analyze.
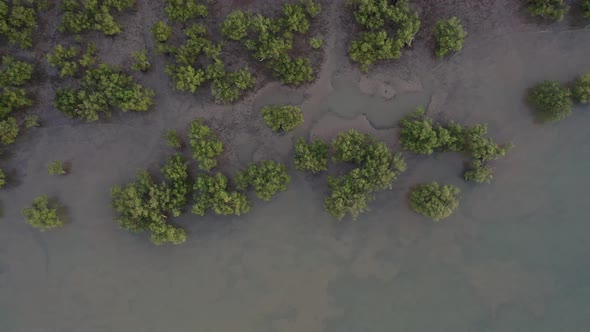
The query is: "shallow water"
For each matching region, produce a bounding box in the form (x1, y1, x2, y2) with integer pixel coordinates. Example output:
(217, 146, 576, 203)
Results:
(1, 15, 590, 332)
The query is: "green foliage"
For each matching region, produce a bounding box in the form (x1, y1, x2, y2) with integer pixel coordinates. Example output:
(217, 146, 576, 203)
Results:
(152, 21, 172, 42)
(165, 0, 207, 22)
(399, 108, 511, 183)
(221, 10, 250, 41)
(309, 37, 323, 49)
(0, 168, 5, 188)
(272, 56, 314, 85)
(0, 1, 39, 48)
(0, 56, 34, 87)
(325, 130, 406, 220)
(192, 173, 250, 216)
(0, 117, 19, 145)
(528, 81, 573, 122)
(111, 154, 190, 245)
(527, 0, 568, 21)
(47, 160, 66, 175)
(24, 114, 40, 128)
(348, 0, 421, 71)
(573, 71, 590, 103)
(164, 129, 182, 149)
(54, 64, 154, 121)
(188, 119, 223, 171)
(409, 182, 460, 221)
(60, 0, 135, 35)
(210, 66, 256, 103)
(22, 195, 63, 231)
(582, 0, 590, 18)
(0, 56, 33, 120)
(433, 17, 466, 57)
(261, 105, 304, 132)
(46, 43, 97, 77)
(131, 49, 150, 72)
(464, 160, 493, 183)
(47, 44, 80, 77)
(220, 2, 320, 85)
(166, 65, 206, 93)
(294, 137, 328, 173)
(236, 160, 291, 201)
(399, 107, 444, 154)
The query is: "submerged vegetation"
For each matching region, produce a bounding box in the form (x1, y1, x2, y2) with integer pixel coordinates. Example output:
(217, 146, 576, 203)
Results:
(347, 0, 420, 71)
(47, 160, 67, 175)
(409, 182, 460, 221)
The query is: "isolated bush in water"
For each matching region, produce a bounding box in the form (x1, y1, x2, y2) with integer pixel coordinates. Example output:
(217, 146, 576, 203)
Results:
(236, 160, 291, 201)
(164, 129, 182, 149)
(572, 72, 590, 103)
(47, 160, 67, 175)
(23, 195, 63, 231)
(294, 138, 328, 173)
(464, 160, 493, 183)
(433, 17, 467, 57)
(188, 119, 223, 171)
(526, 0, 569, 21)
(54, 64, 154, 121)
(192, 173, 250, 216)
(409, 182, 460, 221)
(261, 105, 304, 132)
(528, 81, 572, 122)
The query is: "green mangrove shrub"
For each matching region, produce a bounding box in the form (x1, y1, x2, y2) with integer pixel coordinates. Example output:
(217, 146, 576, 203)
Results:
(47, 160, 67, 175)
(325, 130, 406, 220)
(528, 81, 572, 122)
(433, 17, 466, 57)
(47, 43, 97, 77)
(0, 0, 42, 48)
(526, 0, 569, 21)
(293, 137, 328, 173)
(23, 195, 63, 231)
(60, 0, 135, 35)
(188, 119, 223, 171)
(348, 0, 420, 71)
(192, 173, 250, 216)
(573, 71, 590, 103)
(164, 129, 182, 149)
(409, 182, 460, 221)
(54, 64, 154, 121)
(111, 154, 190, 245)
(261, 105, 303, 132)
(131, 49, 150, 72)
(236, 160, 291, 201)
